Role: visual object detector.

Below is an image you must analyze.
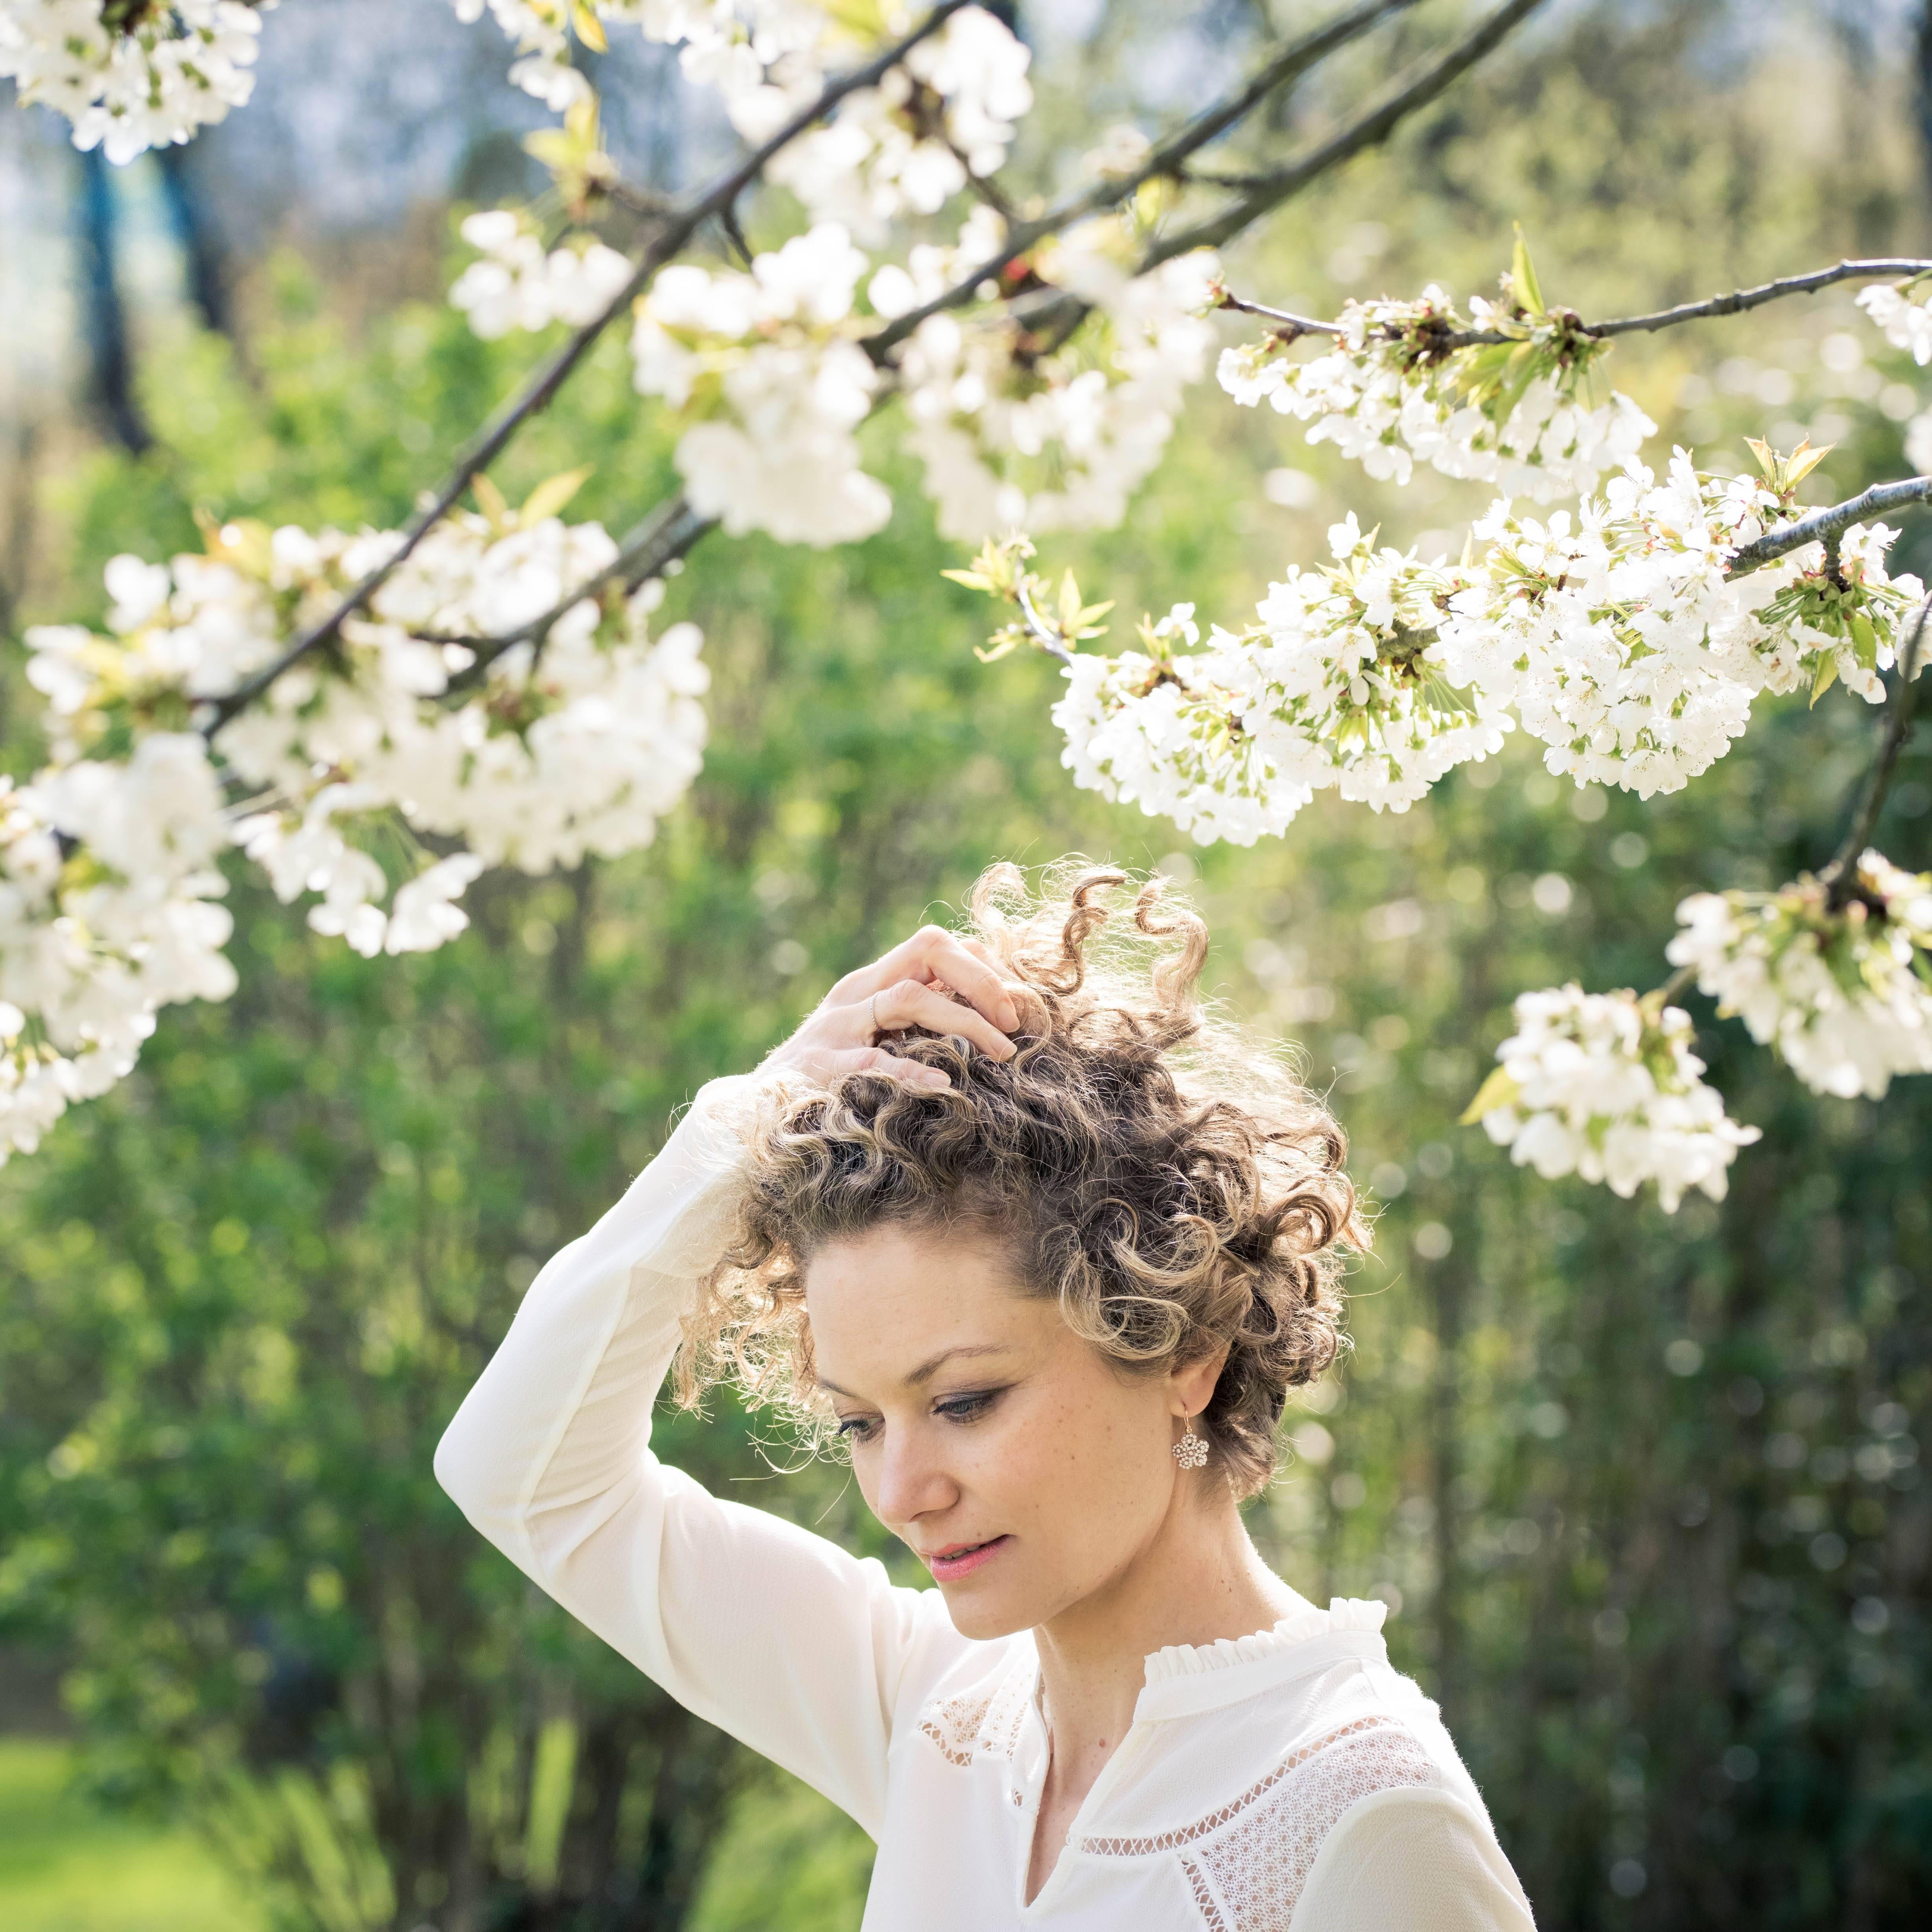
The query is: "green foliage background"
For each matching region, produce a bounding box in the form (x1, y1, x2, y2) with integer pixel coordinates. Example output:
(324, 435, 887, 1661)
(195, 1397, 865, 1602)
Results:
(1, 7, 1928, 1930)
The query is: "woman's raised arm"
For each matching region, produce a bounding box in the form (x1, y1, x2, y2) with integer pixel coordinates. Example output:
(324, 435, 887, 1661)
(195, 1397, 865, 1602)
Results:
(433, 925, 1021, 1838)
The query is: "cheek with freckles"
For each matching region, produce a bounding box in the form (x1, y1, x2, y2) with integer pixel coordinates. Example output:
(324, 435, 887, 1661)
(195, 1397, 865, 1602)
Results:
(805, 1223, 1191, 1639)
(870, 1337, 1184, 1637)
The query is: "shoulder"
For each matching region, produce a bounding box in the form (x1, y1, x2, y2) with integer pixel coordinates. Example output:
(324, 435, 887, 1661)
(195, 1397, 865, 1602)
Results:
(1086, 1709, 1442, 1891)
(1090, 1692, 1522, 1916)
(1289, 1783, 1538, 1931)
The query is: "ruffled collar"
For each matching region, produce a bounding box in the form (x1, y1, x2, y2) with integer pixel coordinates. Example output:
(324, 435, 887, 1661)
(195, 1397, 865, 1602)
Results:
(1140, 1596, 1388, 1687)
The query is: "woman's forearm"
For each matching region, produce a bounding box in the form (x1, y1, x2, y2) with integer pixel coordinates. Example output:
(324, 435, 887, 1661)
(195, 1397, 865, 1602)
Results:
(433, 1073, 760, 1574)
(433, 1070, 957, 1836)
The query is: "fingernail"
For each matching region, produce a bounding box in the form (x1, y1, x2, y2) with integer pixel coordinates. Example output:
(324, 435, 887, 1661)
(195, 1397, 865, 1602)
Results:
(999, 999, 1020, 1030)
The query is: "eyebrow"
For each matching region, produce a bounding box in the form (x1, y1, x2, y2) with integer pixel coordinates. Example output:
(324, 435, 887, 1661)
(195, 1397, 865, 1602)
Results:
(815, 1343, 1012, 1401)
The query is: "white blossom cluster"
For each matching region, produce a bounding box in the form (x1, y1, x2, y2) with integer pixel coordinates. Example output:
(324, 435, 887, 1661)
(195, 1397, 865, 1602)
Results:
(450, 211, 634, 337)
(1439, 459, 1925, 797)
(1856, 280, 1932, 367)
(627, 221, 890, 543)
(7, 511, 709, 1156)
(449, 0, 1031, 187)
(1047, 453, 1927, 843)
(209, 514, 710, 882)
(899, 227, 1222, 539)
(1219, 287, 1654, 503)
(1668, 852, 1932, 1099)
(449, 1, 752, 112)
(767, 6, 1032, 238)
(448, 206, 893, 549)
(0, 0, 270, 164)
(1227, 515, 1512, 813)
(0, 739, 237, 1162)
(1470, 984, 1759, 1212)
(1051, 605, 1312, 849)
(1053, 517, 1510, 841)
(1434, 454, 1775, 797)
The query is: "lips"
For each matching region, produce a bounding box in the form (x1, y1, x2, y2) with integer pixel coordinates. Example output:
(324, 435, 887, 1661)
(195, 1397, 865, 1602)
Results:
(923, 1535, 1011, 1582)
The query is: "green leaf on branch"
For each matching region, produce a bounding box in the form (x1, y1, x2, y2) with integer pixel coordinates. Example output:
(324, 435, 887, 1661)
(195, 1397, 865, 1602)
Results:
(1057, 570, 1113, 641)
(471, 474, 512, 531)
(519, 466, 595, 528)
(1746, 435, 1833, 498)
(1810, 656, 1840, 707)
(1490, 341, 1544, 425)
(1459, 1065, 1520, 1126)
(571, 0, 608, 52)
(1510, 224, 1546, 318)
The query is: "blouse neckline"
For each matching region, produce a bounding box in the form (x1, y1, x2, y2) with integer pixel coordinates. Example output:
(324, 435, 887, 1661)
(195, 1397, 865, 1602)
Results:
(1139, 1595, 1389, 1687)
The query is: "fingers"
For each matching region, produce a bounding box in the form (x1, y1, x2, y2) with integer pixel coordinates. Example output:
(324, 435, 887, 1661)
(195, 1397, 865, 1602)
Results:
(821, 1045, 951, 1090)
(852, 925, 1021, 1034)
(870, 978, 1016, 1059)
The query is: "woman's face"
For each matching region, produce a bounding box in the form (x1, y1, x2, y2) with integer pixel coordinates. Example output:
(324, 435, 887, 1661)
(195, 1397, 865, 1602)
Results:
(805, 1222, 1216, 1639)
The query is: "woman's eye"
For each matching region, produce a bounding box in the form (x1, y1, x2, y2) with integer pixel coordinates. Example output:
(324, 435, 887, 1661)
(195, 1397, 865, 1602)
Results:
(835, 1415, 879, 1443)
(935, 1390, 1001, 1424)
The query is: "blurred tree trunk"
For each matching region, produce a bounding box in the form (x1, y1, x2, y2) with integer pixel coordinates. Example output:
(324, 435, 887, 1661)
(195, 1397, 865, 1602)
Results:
(73, 148, 149, 454)
(1918, 3, 1932, 215)
(157, 146, 237, 341)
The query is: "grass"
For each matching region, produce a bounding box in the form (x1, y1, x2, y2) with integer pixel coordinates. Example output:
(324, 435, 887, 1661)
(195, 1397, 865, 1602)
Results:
(688, 1770, 873, 1932)
(0, 1739, 265, 1932)
(0, 1734, 871, 1931)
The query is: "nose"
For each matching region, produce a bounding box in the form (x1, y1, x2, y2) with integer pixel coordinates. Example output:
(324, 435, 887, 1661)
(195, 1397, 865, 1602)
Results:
(868, 1419, 960, 1533)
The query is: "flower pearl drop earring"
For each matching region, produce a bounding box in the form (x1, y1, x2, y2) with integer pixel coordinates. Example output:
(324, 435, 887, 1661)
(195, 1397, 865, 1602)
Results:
(1172, 1422, 1209, 1470)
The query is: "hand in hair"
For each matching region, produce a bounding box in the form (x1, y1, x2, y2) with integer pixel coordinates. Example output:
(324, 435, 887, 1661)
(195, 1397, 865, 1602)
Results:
(761, 924, 1023, 1091)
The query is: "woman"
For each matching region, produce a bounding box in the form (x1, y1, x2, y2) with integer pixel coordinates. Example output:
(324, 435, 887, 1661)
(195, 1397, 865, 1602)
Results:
(437, 864, 1536, 1928)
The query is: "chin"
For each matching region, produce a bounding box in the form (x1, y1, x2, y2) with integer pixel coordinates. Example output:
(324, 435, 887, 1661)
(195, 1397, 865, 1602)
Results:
(937, 1578, 1036, 1642)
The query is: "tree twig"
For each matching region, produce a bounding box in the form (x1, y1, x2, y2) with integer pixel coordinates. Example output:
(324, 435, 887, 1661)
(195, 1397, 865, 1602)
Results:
(1220, 258, 1932, 349)
(1143, 0, 1553, 267)
(199, 0, 973, 737)
(1216, 292, 1339, 334)
(1582, 258, 1932, 341)
(1821, 595, 1930, 910)
(440, 496, 717, 691)
(1013, 579, 1075, 666)
(866, 0, 1427, 362)
(1649, 960, 1698, 1007)
(1726, 477, 1932, 576)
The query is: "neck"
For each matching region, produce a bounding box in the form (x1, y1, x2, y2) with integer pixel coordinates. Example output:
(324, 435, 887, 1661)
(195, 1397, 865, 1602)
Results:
(1031, 1481, 1308, 1778)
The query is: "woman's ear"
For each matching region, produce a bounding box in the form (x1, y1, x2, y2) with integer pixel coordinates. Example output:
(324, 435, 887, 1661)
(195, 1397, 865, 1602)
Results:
(1169, 1344, 1230, 1421)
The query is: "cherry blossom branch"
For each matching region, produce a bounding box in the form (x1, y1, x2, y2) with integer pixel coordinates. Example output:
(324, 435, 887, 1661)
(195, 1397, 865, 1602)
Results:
(1727, 477, 1932, 576)
(1221, 258, 1932, 348)
(866, 0, 1431, 361)
(1581, 259, 1932, 340)
(199, 0, 973, 736)
(1821, 596, 1930, 910)
(1143, 0, 1553, 267)
(1012, 580, 1076, 666)
(441, 496, 717, 691)
(199, 0, 1530, 721)
(1651, 960, 1698, 1005)
(1215, 294, 1341, 335)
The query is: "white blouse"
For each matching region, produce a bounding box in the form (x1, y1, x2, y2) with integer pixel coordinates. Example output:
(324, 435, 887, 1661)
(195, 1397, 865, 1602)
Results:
(435, 1075, 1538, 1932)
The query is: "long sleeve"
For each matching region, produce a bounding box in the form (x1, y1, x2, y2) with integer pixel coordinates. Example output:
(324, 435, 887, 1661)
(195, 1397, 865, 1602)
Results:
(433, 1074, 958, 1840)
(1288, 1786, 1538, 1932)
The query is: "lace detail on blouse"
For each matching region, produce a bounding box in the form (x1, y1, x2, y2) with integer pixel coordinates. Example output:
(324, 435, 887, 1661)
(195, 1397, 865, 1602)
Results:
(916, 1654, 1033, 1771)
(918, 1690, 993, 1768)
(1180, 1854, 1230, 1932)
(1082, 1716, 1435, 1930)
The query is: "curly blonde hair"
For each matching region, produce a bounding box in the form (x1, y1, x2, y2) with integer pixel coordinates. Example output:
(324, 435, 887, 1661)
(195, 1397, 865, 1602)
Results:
(677, 861, 1366, 1497)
